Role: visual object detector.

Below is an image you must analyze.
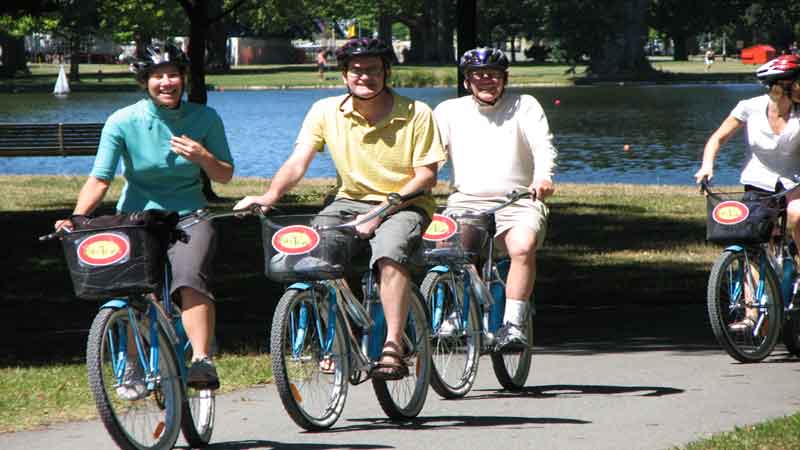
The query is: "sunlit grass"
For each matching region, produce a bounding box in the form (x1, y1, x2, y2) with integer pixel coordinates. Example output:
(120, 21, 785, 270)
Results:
(0, 353, 272, 432)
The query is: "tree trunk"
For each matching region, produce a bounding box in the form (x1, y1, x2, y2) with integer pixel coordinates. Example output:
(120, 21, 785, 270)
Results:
(672, 34, 688, 61)
(406, 21, 426, 63)
(0, 33, 29, 78)
(435, 0, 451, 63)
(588, 0, 651, 77)
(186, 0, 208, 105)
(376, 11, 397, 63)
(68, 35, 81, 82)
(206, 0, 228, 72)
(456, 0, 477, 95)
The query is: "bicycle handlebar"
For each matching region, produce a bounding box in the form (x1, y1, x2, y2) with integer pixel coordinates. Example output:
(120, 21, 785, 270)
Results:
(39, 206, 256, 242)
(480, 189, 536, 216)
(317, 190, 426, 232)
(700, 176, 800, 200)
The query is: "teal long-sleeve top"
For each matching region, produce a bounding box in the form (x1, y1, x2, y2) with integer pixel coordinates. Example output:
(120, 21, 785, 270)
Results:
(90, 98, 234, 215)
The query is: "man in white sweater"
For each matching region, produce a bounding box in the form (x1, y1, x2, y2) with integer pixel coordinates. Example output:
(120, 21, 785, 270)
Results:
(433, 47, 557, 350)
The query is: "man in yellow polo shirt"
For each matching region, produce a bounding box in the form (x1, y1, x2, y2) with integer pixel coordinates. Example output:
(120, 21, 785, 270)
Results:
(235, 38, 445, 380)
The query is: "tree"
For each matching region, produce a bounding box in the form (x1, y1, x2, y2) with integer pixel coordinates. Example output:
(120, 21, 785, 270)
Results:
(0, 1, 59, 78)
(649, 0, 743, 60)
(546, 0, 652, 77)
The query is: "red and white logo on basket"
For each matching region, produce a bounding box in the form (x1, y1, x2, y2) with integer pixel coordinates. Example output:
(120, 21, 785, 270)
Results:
(77, 232, 131, 267)
(423, 214, 458, 241)
(272, 225, 320, 255)
(712, 201, 750, 225)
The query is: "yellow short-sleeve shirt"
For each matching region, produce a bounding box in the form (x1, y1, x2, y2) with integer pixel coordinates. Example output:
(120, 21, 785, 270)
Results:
(295, 89, 446, 216)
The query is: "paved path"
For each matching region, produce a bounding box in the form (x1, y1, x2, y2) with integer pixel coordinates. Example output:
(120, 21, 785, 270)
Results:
(4, 305, 800, 450)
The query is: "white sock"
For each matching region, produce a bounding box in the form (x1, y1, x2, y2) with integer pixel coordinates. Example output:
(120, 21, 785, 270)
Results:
(503, 298, 528, 326)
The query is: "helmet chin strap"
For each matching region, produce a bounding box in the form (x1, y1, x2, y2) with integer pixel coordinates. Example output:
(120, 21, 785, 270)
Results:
(348, 84, 385, 101)
(467, 81, 505, 106)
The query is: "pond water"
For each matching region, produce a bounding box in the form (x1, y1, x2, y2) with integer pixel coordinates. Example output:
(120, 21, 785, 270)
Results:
(0, 84, 764, 185)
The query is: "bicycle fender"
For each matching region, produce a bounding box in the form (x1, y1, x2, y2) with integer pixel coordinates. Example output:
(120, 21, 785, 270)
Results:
(99, 299, 128, 310)
(724, 245, 745, 253)
(428, 265, 450, 274)
(287, 282, 313, 291)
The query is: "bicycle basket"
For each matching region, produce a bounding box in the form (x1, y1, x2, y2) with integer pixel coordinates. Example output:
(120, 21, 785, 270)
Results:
(260, 214, 357, 283)
(423, 208, 490, 263)
(705, 189, 779, 244)
(61, 211, 178, 299)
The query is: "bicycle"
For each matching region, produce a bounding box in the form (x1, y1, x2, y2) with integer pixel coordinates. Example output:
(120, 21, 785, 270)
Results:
(419, 190, 536, 397)
(259, 192, 432, 430)
(40, 209, 238, 450)
(702, 178, 800, 362)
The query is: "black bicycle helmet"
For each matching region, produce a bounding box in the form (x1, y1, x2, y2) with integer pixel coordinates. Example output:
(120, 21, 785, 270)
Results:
(335, 38, 394, 69)
(130, 43, 190, 83)
(459, 47, 509, 74)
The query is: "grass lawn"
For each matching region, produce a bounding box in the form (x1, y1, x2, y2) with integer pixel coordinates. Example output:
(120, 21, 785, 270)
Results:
(0, 57, 759, 92)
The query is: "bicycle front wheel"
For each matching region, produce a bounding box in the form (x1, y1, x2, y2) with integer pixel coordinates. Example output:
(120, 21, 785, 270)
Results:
(87, 307, 183, 450)
(707, 248, 782, 362)
(421, 270, 480, 399)
(490, 313, 533, 391)
(372, 286, 432, 419)
(271, 288, 349, 430)
(181, 341, 215, 446)
(783, 313, 800, 356)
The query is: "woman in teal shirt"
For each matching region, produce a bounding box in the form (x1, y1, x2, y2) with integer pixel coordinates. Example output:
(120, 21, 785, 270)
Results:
(55, 44, 234, 397)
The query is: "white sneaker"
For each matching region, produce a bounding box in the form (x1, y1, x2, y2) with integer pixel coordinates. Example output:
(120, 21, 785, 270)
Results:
(495, 322, 529, 351)
(116, 361, 148, 401)
(436, 312, 461, 337)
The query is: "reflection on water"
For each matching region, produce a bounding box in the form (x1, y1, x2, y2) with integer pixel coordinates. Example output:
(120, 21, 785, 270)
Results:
(0, 84, 762, 185)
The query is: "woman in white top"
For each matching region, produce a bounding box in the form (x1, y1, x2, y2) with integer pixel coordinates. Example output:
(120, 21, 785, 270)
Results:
(695, 54, 800, 329)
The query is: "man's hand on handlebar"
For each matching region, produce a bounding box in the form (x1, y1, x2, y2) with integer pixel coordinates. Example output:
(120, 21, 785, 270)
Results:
(233, 195, 272, 213)
(54, 218, 74, 232)
(529, 179, 554, 200)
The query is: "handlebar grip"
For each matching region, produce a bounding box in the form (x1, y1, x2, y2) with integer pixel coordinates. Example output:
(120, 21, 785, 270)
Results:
(388, 190, 426, 206)
(39, 231, 63, 241)
(700, 176, 710, 193)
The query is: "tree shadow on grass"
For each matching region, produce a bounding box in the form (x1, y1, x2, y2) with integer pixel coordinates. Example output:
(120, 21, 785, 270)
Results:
(3, 196, 719, 364)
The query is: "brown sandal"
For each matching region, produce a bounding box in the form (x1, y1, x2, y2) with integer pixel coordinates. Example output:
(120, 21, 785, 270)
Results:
(369, 341, 409, 381)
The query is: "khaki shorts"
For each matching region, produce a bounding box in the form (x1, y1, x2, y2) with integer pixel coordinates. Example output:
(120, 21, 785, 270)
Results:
(320, 198, 429, 269)
(446, 191, 549, 251)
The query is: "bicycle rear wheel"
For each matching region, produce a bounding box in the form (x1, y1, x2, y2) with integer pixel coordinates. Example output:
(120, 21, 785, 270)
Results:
(87, 307, 182, 450)
(271, 288, 349, 430)
(180, 340, 215, 446)
(707, 248, 782, 362)
(372, 286, 431, 419)
(420, 269, 480, 399)
(490, 312, 533, 391)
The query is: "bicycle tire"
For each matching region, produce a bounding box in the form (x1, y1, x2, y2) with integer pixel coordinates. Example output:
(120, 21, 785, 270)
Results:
(180, 339, 215, 446)
(87, 307, 183, 450)
(490, 312, 534, 391)
(782, 312, 800, 356)
(372, 286, 432, 419)
(707, 249, 783, 362)
(420, 270, 481, 399)
(271, 288, 349, 430)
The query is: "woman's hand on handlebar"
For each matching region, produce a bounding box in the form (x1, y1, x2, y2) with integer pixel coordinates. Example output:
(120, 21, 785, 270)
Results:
(529, 179, 554, 200)
(694, 165, 714, 184)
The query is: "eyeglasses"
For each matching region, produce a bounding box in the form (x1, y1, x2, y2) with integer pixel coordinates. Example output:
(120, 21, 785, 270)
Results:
(347, 66, 384, 78)
(468, 70, 504, 80)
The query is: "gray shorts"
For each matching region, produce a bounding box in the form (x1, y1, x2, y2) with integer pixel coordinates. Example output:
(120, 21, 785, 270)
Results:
(167, 215, 218, 301)
(320, 198, 429, 269)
